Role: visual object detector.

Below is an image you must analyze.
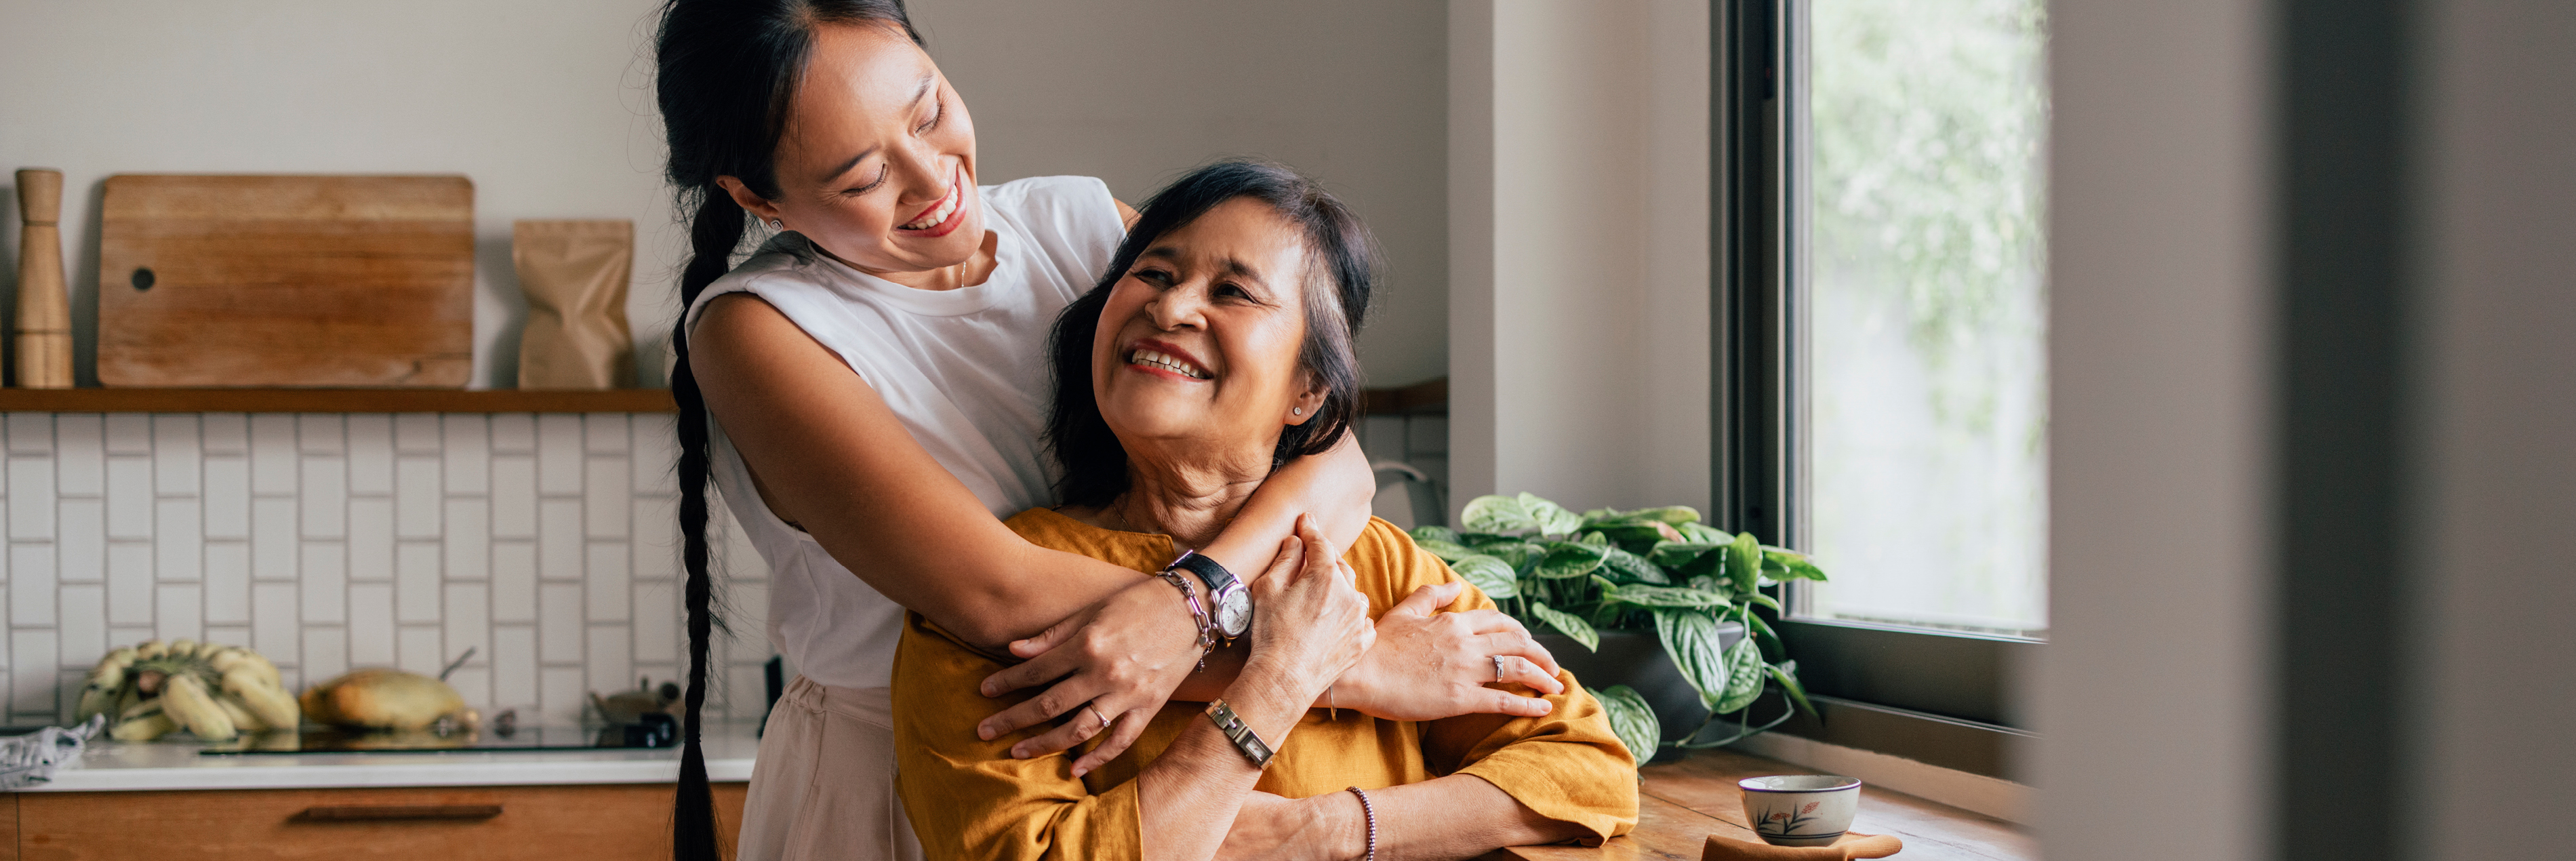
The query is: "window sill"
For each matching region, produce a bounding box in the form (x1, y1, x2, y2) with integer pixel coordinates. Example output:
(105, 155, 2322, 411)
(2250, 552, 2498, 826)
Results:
(1490, 748, 2034, 860)
(0, 388, 673, 413)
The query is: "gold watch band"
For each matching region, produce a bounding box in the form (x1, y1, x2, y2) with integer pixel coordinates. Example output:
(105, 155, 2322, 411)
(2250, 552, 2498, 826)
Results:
(1203, 699, 1275, 769)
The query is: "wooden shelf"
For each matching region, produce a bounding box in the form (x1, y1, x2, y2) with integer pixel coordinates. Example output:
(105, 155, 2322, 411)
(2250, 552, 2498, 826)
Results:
(0, 388, 674, 414)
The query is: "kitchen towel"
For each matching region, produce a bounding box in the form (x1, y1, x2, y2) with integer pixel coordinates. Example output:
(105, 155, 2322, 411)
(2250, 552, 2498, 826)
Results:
(1703, 830, 1904, 860)
(0, 715, 104, 788)
(515, 219, 635, 389)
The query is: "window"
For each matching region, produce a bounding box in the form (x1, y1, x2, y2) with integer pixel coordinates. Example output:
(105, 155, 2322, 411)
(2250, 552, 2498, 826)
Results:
(1787, 0, 2051, 639)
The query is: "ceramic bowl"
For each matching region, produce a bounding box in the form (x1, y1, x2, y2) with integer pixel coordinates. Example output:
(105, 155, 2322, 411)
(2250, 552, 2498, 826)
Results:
(1738, 774, 1863, 846)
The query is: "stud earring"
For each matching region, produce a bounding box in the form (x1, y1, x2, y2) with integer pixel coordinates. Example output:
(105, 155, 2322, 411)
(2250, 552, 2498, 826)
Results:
(1292, 407, 1303, 416)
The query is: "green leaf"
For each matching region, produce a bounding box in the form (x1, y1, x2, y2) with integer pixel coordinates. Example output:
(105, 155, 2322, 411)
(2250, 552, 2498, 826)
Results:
(1621, 506, 1704, 525)
(1576, 530, 1612, 547)
(1529, 601, 1600, 652)
(1761, 550, 1828, 582)
(1598, 547, 1669, 584)
(1592, 685, 1663, 767)
(1458, 532, 1514, 547)
(1649, 541, 1724, 568)
(1579, 508, 1624, 523)
(1533, 542, 1609, 579)
(1767, 660, 1817, 717)
(1742, 607, 1785, 656)
(1653, 609, 1733, 709)
(1461, 495, 1539, 534)
(1413, 538, 1477, 563)
(1409, 525, 1461, 545)
(1678, 521, 1734, 544)
(1714, 636, 1767, 714)
(1745, 591, 1784, 613)
(1478, 541, 1544, 574)
(1726, 533, 1763, 595)
(1518, 492, 1587, 536)
(1593, 521, 1687, 549)
(1450, 555, 1520, 599)
(1597, 580, 1732, 609)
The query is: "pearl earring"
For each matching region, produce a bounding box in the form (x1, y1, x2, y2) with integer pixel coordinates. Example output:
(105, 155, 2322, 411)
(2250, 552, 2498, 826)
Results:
(1292, 407, 1303, 416)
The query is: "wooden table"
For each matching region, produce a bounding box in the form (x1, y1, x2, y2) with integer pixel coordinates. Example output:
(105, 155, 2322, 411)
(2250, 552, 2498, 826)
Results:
(1489, 750, 2036, 860)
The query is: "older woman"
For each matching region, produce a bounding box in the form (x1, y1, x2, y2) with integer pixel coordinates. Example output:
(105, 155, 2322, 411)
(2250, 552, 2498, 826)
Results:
(893, 161, 1638, 861)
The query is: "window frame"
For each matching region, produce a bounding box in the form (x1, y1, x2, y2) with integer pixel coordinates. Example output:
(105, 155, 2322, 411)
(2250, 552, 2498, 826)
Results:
(1711, 0, 2039, 778)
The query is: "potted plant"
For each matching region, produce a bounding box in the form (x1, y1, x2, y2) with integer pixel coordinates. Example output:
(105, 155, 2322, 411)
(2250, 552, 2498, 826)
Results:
(1410, 493, 1826, 767)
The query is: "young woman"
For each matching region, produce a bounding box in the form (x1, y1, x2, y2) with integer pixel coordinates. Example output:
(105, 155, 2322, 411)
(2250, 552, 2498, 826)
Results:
(651, 2, 1565, 858)
(893, 160, 1636, 861)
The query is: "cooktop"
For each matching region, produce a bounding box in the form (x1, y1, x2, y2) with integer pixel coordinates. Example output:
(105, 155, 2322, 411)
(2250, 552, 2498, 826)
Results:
(196, 716, 679, 756)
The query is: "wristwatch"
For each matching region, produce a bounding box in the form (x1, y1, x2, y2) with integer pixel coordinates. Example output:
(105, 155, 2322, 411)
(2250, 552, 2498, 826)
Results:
(1166, 550, 1251, 642)
(1204, 699, 1275, 769)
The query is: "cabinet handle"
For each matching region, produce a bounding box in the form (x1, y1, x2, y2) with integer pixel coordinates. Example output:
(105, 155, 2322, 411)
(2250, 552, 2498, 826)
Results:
(295, 804, 503, 822)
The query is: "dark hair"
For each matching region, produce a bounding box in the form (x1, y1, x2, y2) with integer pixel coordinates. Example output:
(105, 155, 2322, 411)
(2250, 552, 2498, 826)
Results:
(653, 1, 919, 858)
(1047, 160, 1378, 506)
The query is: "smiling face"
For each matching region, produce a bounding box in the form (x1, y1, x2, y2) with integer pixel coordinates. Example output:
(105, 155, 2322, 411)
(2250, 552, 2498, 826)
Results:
(1089, 197, 1331, 470)
(717, 23, 982, 276)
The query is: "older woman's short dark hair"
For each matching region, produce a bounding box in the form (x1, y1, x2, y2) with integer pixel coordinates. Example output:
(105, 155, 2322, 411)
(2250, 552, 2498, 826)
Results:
(1045, 159, 1379, 508)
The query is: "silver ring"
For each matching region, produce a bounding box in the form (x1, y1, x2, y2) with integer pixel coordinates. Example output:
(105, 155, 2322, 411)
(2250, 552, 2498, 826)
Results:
(1085, 705, 1111, 732)
(1493, 655, 1508, 683)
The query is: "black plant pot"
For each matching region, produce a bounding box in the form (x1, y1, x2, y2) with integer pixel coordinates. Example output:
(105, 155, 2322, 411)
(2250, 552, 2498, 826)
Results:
(1535, 625, 1741, 764)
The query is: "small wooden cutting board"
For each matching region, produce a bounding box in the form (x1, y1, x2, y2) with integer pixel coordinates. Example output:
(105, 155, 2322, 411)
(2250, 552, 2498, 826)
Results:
(98, 174, 475, 388)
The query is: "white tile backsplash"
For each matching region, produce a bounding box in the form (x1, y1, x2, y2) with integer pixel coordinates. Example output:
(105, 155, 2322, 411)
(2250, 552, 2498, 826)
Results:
(5, 412, 766, 725)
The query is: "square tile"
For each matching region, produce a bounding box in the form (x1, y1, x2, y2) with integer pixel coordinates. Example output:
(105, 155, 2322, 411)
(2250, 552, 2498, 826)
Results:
(347, 498, 393, 581)
(251, 498, 298, 581)
(298, 457, 346, 538)
(491, 540, 537, 624)
(4, 413, 52, 454)
(395, 542, 441, 624)
(249, 414, 298, 495)
(538, 500, 582, 581)
(444, 416, 490, 496)
(58, 584, 105, 668)
(584, 414, 629, 454)
(8, 456, 54, 540)
(344, 414, 393, 496)
(444, 499, 489, 580)
(584, 457, 630, 538)
(296, 414, 344, 455)
(103, 414, 150, 455)
(54, 414, 102, 496)
(539, 584, 583, 663)
(201, 457, 249, 538)
(298, 542, 346, 624)
(9, 544, 54, 626)
(152, 414, 200, 494)
(491, 456, 538, 539)
(203, 542, 249, 624)
(537, 415, 584, 496)
(155, 584, 203, 641)
(56, 500, 103, 583)
(155, 499, 201, 581)
(251, 582, 300, 666)
(586, 542, 630, 622)
(395, 456, 441, 538)
(491, 414, 536, 454)
(348, 583, 395, 666)
(394, 414, 443, 455)
(200, 413, 248, 455)
(104, 457, 150, 539)
(397, 625, 443, 676)
(106, 543, 153, 626)
(302, 627, 348, 684)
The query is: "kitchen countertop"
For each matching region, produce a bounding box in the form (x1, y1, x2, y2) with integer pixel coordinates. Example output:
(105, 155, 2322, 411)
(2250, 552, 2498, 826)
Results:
(20, 723, 763, 793)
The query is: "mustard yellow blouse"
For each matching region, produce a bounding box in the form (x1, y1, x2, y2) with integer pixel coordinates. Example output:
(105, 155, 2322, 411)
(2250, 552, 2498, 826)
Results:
(892, 510, 1639, 861)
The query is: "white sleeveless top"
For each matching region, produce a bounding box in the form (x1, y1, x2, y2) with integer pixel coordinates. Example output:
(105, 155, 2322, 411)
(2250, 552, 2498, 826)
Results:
(683, 176, 1125, 689)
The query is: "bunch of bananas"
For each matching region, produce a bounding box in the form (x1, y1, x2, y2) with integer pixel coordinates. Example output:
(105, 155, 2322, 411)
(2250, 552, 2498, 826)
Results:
(77, 640, 300, 742)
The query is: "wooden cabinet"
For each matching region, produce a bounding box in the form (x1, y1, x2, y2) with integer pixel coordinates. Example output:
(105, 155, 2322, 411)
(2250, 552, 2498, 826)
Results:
(1, 782, 746, 860)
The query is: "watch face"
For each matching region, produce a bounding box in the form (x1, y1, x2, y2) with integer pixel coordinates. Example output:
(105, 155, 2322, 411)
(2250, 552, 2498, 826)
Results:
(1215, 590, 1253, 637)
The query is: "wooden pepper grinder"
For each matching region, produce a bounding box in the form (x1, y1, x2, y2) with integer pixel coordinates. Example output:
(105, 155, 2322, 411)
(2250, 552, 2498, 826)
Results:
(14, 169, 73, 388)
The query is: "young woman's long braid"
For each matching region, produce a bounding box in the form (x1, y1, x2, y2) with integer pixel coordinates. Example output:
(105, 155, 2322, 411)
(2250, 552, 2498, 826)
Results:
(653, 3, 922, 856)
(668, 189, 742, 860)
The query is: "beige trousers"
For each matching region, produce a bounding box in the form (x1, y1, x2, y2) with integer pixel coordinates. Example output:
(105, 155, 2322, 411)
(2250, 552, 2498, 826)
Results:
(737, 676, 927, 861)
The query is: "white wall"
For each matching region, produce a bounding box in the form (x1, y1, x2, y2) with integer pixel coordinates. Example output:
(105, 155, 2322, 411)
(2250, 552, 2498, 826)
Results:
(910, 1, 1453, 388)
(0, 0, 681, 390)
(1448, 0, 1712, 516)
(2036, 0, 2274, 858)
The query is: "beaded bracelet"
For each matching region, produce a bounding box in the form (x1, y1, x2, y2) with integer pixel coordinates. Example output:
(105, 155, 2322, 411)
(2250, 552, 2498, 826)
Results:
(1345, 786, 1379, 861)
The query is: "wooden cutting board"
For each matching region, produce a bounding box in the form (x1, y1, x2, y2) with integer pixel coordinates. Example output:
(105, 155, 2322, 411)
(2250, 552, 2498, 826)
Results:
(98, 174, 475, 388)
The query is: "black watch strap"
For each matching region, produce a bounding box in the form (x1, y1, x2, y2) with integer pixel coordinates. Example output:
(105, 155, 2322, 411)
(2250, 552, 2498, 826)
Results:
(1167, 550, 1239, 596)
